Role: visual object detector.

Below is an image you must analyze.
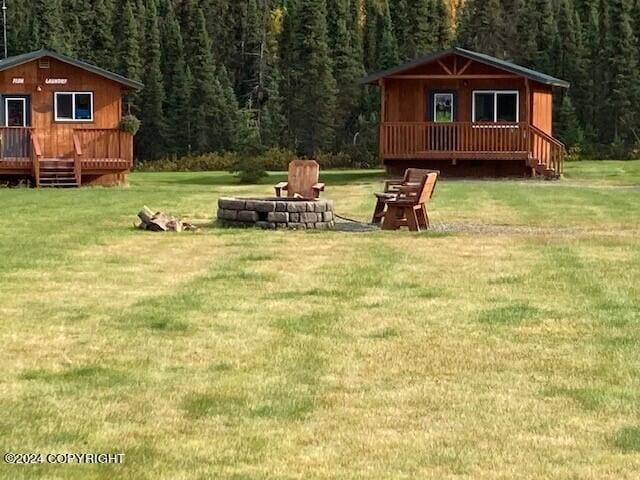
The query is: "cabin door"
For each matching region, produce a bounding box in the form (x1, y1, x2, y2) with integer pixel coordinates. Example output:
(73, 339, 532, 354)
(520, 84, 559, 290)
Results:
(2, 95, 31, 158)
(428, 91, 457, 151)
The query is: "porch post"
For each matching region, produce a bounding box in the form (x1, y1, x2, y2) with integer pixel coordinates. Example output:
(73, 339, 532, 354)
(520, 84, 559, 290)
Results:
(525, 77, 532, 166)
(379, 78, 386, 166)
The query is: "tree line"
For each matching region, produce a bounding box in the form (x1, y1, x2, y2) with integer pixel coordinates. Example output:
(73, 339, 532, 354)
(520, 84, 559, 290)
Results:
(6, 0, 640, 160)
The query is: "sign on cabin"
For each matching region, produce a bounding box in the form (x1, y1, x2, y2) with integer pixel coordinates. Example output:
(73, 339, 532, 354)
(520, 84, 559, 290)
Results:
(45, 78, 68, 85)
(12, 78, 24, 84)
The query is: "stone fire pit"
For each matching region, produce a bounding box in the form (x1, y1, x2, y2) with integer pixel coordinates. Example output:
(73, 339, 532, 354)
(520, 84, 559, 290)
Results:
(217, 197, 335, 230)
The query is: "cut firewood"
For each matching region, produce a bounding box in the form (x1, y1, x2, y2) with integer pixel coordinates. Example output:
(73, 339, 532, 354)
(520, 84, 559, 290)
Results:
(137, 207, 197, 232)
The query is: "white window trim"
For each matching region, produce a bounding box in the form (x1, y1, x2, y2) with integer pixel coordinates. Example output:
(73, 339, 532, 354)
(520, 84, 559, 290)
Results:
(4, 97, 27, 127)
(433, 93, 454, 123)
(472, 90, 519, 124)
(54, 92, 94, 122)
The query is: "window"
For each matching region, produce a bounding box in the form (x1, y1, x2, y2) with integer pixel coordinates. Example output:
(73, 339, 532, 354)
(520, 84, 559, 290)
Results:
(433, 93, 454, 123)
(54, 92, 93, 121)
(472, 91, 519, 123)
(5, 98, 27, 127)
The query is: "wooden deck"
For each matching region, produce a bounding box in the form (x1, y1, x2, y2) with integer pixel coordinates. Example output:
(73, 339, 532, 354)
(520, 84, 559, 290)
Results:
(0, 127, 133, 186)
(379, 122, 565, 176)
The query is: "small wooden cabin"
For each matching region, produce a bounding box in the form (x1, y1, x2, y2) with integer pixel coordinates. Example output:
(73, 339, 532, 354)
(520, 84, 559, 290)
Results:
(0, 49, 142, 187)
(362, 47, 570, 178)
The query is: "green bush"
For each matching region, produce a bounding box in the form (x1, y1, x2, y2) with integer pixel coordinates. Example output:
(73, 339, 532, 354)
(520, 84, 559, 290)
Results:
(234, 156, 267, 183)
(134, 148, 379, 173)
(230, 110, 269, 184)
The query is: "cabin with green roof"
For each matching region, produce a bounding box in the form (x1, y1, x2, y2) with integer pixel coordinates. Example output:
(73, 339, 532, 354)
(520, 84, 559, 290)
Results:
(362, 47, 569, 178)
(0, 49, 142, 187)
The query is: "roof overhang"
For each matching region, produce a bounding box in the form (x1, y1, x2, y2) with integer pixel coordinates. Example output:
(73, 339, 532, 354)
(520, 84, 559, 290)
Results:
(0, 49, 143, 90)
(360, 47, 569, 88)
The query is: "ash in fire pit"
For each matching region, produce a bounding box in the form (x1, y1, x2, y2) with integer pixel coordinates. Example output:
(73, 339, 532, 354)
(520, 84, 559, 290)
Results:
(218, 197, 335, 230)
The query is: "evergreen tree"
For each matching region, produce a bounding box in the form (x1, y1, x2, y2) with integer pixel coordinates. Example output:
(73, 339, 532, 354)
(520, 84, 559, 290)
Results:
(554, 0, 583, 82)
(137, 0, 168, 159)
(32, 0, 68, 52)
(377, 1, 400, 69)
(607, 0, 640, 143)
(332, 0, 366, 147)
(257, 1, 286, 146)
(348, 0, 364, 63)
(162, 3, 191, 155)
(532, 0, 557, 72)
(190, 9, 239, 152)
(456, 0, 504, 57)
(288, 0, 337, 155)
(579, 0, 601, 135)
(596, 0, 613, 143)
(633, 0, 640, 61)
(405, 0, 435, 58)
(363, 0, 380, 71)
(118, 0, 142, 115)
(392, 0, 412, 60)
(89, 0, 116, 70)
(556, 95, 585, 151)
(432, 0, 452, 50)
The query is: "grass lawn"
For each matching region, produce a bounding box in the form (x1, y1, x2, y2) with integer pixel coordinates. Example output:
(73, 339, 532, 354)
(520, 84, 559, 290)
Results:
(1, 160, 639, 479)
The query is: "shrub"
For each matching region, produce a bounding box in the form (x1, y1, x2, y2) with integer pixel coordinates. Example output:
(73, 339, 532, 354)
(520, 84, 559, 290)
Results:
(120, 115, 141, 136)
(135, 152, 238, 172)
(230, 110, 268, 184)
(134, 148, 381, 172)
(234, 156, 267, 183)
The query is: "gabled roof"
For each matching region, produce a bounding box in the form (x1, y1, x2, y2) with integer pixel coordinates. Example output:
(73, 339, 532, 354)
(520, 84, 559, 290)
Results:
(360, 47, 570, 88)
(0, 49, 143, 90)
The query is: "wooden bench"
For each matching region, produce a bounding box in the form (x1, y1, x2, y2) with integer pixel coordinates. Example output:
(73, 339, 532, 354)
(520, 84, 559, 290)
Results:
(372, 168, 439, 225)
(381, 172, 439, 232)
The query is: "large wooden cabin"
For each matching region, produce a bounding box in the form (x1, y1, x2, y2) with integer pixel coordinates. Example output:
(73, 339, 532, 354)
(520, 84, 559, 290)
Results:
(0, 49, 142, 187)
(362, 47, 570, 178)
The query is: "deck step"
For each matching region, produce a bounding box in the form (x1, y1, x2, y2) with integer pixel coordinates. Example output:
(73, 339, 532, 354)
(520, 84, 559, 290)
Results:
(36, 158, 80, 187)
(533, 163, 559, 179)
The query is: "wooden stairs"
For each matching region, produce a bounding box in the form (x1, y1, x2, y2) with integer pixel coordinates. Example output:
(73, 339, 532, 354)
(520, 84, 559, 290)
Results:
(528, 125, 565, 179)
(38, 159, 80, 188)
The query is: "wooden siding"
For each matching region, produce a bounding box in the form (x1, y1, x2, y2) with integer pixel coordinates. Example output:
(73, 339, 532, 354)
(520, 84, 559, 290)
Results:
(0, 57, 123, 159)
(531, 87, 553, 135)
(384, 77, 531, 123)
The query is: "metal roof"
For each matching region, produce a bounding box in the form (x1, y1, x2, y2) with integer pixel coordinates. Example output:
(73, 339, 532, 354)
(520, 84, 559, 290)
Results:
(360, 47, 569, 88)
(0, 49, 143, 90)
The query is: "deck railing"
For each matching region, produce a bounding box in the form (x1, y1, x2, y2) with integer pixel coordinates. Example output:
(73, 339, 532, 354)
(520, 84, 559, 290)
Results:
(0, 127, 32, 159)
(381, 122, 529, 156)
(73, 128, 133, 166)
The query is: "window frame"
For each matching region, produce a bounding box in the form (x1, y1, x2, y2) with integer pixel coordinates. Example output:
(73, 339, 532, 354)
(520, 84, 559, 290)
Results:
(433, 93, 454, 123)
(4, 97, 27, 127)
(472, 90, 519, 124)
(54, 92, 94, 122)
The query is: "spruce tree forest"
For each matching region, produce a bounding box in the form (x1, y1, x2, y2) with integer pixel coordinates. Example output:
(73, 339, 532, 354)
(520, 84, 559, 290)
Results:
(7, 0, 640, 163)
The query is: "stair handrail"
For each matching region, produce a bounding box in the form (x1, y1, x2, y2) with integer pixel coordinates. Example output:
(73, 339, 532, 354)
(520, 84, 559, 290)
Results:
(528, 124, 566, 176)
(73, 131, 83, 186)
(30, 129, 42, 187)
(529, 124, 565, 149)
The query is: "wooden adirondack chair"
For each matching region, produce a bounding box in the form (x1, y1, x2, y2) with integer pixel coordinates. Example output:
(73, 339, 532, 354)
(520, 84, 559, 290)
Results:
(371, 168, 439, 224)
(381, 172, 439, 232)
(275, 160, 325, 198)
